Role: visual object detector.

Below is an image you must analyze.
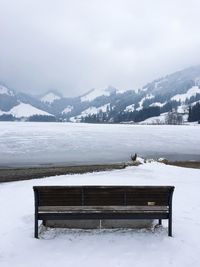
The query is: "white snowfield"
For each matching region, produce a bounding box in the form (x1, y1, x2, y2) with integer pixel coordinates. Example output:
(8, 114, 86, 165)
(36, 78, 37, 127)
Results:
(1, 103, 53, 118)
(139, 113, 168, 124)
(62, 105, 73, 114)
(191, 100, 200, 106)
(70, 104, 110, 121)
(0, 162, 200, 267)
(41, 92, 61, 104)
(171, 86, 200, 102)
(81, 88, 111, 102)
(0, 85, 14, 96)
(124, 104, 135, 112)
(149, 102, 166, 107)
(177, 105, 188, 114)
(137, 94, 154, 111)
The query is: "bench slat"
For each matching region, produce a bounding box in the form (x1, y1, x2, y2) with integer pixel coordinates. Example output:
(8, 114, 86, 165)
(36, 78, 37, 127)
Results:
(35, 186, 173, 207)
(38, 205, 169, 212)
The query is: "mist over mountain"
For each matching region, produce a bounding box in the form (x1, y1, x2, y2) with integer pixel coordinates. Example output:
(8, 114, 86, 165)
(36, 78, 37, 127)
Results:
(0, 66, 200, 123)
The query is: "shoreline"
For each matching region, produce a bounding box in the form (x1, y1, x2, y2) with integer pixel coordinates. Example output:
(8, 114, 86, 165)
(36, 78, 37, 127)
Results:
(166, 161, 200, 169)
(0, 163, 127, 183)
(0, 160, 200, 183)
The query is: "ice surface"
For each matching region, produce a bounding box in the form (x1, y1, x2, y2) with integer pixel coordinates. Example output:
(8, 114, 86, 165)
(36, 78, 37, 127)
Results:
(0, 122, 199, 167)
(0, 163, 200, 267)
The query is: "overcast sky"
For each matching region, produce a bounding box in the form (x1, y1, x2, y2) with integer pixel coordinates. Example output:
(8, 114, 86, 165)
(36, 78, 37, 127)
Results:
(0, 0, 200, 97)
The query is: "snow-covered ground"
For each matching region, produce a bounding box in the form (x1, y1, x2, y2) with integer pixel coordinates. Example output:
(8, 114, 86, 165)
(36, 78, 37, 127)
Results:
(0, 122, 200, 167)
(139, 113, 168, 124)
(0, 162, 200, 267)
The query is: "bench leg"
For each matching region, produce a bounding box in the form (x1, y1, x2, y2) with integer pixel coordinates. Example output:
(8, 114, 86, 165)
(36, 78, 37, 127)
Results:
(158, 219, 162, 225)
(168, 216, 172, 237)
(34, 215, 38, 239)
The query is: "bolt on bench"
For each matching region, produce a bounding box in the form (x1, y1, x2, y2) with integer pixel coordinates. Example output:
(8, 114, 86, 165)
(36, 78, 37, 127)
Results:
(33, 186, 175, 238)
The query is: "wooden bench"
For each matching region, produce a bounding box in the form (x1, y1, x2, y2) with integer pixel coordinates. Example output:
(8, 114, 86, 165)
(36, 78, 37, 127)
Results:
(33, 185, 175, 238)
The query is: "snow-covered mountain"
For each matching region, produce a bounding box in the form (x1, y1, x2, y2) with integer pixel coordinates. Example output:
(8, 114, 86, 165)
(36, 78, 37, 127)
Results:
(74, 66, 200, 124)
(62, 105, 73, 114)
(1, 65, 200, 122)
(70, 104, 110, 122)
(80, 86, 117, 102)
(0, 85, 14, 96)
(1, 103, 53, 118)
(0, 86, 55, 121)
(171, 86, 200, 102)
(0, 102, 54, 120)
(40, 91, 61, 104)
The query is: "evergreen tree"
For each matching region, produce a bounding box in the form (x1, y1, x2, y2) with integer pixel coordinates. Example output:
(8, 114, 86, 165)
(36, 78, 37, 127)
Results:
(188, 103, 200, 122)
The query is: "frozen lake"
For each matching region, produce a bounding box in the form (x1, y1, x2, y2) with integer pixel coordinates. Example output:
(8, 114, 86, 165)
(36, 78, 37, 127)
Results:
(0, 122, 199, 167)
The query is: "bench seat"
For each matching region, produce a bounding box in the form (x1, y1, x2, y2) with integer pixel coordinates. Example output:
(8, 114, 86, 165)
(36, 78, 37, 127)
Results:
(38, 205, 169, 213)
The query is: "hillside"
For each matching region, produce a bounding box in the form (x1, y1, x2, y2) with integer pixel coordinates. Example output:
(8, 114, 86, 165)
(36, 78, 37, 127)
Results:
(78, 66, 200, 124)
(0, 66, 200, 123)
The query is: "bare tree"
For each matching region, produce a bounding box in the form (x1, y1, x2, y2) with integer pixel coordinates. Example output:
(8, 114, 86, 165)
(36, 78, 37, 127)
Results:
(165, 111, 183, 125)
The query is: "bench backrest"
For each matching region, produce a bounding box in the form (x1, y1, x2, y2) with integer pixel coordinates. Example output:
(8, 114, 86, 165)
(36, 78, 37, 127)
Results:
(33, 186, 174, 207)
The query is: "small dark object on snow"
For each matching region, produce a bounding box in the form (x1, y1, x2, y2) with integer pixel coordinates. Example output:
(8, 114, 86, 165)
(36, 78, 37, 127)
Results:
(131, 153, 137, 162)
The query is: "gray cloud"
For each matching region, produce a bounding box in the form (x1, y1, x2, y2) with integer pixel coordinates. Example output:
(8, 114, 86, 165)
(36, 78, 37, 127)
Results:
(0, 0, 200, 96)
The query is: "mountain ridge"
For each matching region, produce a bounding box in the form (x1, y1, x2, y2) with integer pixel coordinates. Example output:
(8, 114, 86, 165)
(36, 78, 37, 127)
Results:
(0, 65, 200, 123)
